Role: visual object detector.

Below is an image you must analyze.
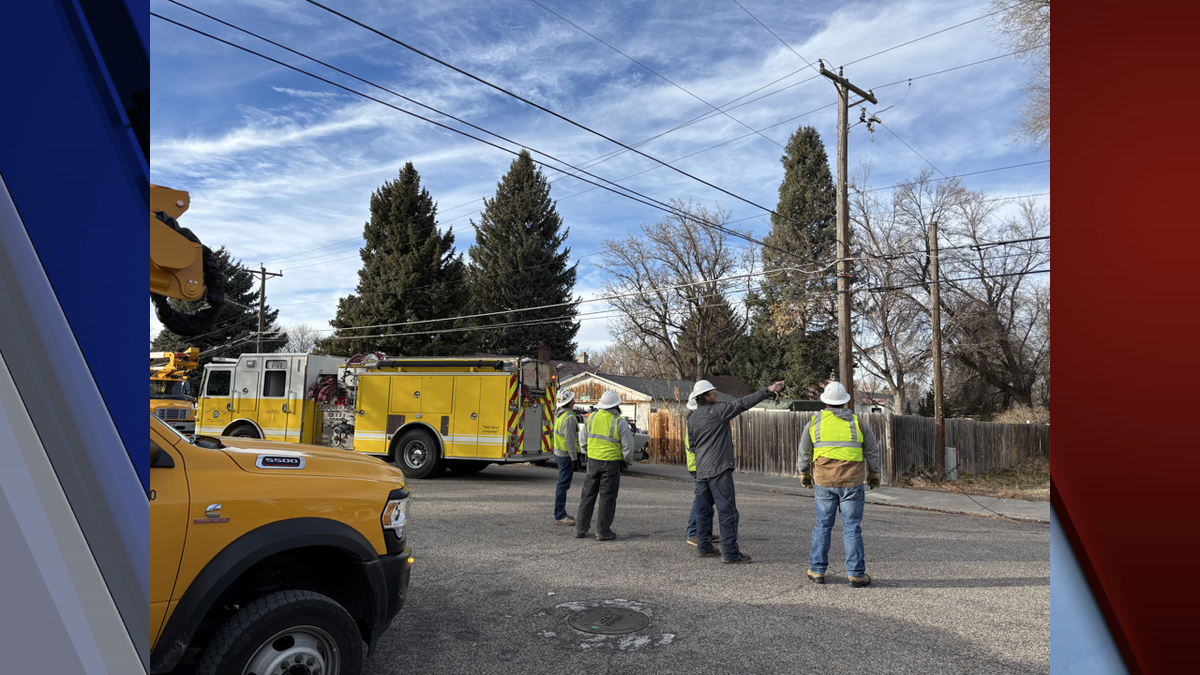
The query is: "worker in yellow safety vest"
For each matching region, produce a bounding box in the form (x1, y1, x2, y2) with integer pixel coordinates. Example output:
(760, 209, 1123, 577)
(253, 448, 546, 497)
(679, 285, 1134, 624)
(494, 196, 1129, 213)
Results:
(684, 398, 719, 548)
(552, 389, 582, 526)
(798, 381, 882, 588)
(574, 390, 633, 542)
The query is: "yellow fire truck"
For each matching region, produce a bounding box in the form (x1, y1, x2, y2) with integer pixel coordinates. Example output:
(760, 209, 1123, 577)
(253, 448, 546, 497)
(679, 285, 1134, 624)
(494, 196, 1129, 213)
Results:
(150, 348, 199, 434)
(196, 353, 558, 478)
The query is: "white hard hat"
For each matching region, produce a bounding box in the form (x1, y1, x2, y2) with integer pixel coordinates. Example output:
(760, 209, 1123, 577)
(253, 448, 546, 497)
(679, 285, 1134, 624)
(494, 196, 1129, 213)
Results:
(598, 390, 622, 409)
(556, 389, 576, 408)
(819, 381, 852, 406)
(688, 379, 717, 402)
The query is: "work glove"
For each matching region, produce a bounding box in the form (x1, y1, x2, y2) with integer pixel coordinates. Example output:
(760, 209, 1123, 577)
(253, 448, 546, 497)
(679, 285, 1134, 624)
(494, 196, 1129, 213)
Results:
(867, 473, 880, 490)
(800, 473, 814, 489)
(572, 457, 582, 472)
(621, 459, 631, 471)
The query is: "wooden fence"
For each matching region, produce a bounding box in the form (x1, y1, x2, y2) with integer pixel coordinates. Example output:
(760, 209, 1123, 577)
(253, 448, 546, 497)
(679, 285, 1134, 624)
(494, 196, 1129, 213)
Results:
(648, 408, 1050, 485)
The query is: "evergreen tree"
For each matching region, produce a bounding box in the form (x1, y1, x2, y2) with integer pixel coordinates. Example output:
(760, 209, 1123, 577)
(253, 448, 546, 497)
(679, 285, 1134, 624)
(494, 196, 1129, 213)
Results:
(467, 150, 578, 359)
(150, 247, 286, 392)
(317, 162, 467, 357)
(737, 125, 839, 394)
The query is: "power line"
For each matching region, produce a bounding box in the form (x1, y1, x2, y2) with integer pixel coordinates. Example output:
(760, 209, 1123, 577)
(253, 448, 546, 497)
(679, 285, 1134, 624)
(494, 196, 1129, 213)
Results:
(879, 122, 948, 180)
(151, 10, 800, 263)
(303, 0, 803, 226)
(529, 0, 784, 149)
(732, 0, 820, 74)
(316, 264, 814, 335)
(858, 160, 1049, 194)
(865, 268, 1048, 293)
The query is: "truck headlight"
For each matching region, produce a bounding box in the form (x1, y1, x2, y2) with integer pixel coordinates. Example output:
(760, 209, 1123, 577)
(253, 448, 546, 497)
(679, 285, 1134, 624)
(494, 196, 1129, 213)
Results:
(381, 496, 410, 539)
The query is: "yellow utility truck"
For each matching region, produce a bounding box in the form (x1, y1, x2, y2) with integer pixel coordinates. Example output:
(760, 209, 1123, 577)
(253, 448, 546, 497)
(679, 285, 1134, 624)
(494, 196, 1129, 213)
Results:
(149, 184, 413, 675)
(150, 348, 199, 434)
(196, 353, 558, 478)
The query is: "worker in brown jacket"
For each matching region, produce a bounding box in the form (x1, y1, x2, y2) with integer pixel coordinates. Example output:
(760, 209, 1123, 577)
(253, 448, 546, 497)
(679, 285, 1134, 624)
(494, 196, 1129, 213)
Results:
(798, 382, 881, 588)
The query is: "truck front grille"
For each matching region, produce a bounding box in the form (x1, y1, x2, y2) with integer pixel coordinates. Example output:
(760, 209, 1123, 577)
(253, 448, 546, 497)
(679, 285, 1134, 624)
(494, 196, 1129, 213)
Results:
(156, 408, 190, 421)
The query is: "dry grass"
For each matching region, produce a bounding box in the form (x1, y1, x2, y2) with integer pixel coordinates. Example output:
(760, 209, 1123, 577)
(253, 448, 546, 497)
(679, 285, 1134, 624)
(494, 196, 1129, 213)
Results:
(895, 457, 1050, 502)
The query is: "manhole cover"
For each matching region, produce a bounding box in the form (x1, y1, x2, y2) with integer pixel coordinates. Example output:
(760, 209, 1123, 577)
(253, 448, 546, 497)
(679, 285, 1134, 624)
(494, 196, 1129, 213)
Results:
(568, 607, 651, 635)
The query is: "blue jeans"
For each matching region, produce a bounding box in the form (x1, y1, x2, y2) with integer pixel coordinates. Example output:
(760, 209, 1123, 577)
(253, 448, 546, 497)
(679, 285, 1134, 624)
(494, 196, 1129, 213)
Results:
(686, 473, 716, 539)
(695, 469, 740, 560)
(554, 455, 574, 520)
(809, 485, 866, 577)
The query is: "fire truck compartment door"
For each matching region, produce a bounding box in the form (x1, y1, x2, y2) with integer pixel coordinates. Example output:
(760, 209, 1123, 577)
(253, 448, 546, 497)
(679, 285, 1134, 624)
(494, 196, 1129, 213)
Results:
(450, 376, 480, 457)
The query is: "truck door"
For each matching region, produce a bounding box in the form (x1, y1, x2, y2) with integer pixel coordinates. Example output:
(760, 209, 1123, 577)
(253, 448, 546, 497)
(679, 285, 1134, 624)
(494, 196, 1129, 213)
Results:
(450, 376, 480, 458)
(477, 375, 507, 459)
(259, 357, 296, 442)
(197, 366, 233, 436)
(232, 357, 259, 420)
(150, 428, 188, 645)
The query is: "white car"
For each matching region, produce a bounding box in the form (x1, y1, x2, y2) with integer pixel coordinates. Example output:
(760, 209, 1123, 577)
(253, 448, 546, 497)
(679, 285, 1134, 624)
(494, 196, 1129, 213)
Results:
(575, 415, 649, 471)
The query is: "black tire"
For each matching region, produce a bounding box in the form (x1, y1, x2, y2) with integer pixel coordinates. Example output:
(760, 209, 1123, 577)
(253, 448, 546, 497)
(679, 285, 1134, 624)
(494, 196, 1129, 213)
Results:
(228, 425, 260, 439)
(532, 459, 550, 467)
(446, 460, 489, 474)
(395, 429, 444, 479)
(195, 590, 362, 675)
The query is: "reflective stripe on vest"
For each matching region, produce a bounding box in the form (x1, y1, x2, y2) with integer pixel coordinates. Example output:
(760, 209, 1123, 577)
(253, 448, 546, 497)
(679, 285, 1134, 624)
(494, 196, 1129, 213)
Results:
(553, 408, 577, 452)
(811, 410, 865, 462)
(586, 409, 623, 461)
(685, 425, 695, 472)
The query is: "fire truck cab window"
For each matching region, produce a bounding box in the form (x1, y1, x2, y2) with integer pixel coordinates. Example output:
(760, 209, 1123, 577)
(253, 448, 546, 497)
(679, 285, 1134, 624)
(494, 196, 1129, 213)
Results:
(205, 370, 231, 397)
(263, 370, 287, 397)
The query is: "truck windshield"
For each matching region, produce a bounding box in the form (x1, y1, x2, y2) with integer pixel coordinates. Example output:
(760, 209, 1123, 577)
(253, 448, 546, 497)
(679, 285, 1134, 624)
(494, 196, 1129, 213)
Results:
(151, 380, 190, 400)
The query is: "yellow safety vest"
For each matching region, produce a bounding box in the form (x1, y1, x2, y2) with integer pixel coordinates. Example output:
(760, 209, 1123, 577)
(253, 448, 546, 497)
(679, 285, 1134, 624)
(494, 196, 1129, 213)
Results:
(586, 409, 624, 462)
(685, 425, 695, 472)
(553, 408, 577, 453)
(810, 410, 865, 463)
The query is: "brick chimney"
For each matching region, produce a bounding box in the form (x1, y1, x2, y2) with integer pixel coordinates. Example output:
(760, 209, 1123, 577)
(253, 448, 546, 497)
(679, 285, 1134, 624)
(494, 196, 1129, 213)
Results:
(576, 351, 588, 364)
(537, 343, 551, 362)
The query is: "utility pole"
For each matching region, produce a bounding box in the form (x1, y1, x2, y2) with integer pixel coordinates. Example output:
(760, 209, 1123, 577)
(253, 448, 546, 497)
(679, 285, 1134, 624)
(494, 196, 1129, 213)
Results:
(929, 220, 945, 475)
(252, 264, 283, 353)
(820, 62, 877, 410)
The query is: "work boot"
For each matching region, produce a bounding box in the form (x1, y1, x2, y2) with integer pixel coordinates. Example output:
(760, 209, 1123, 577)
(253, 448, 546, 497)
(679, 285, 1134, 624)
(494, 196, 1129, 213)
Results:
(686, 534, 721, 546)
(596, 531, 618, 542)
(848, 573, 872, 588)
(722, 553, 753, 564)
(573, 529, 589, 539)
(555, 516, 575, 526)
(807, 570, 826, 584)
(698, 549, 720, 558)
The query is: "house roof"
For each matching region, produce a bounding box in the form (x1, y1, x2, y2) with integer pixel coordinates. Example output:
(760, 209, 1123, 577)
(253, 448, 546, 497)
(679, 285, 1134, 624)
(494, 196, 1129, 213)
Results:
(560, 372, 737, 404)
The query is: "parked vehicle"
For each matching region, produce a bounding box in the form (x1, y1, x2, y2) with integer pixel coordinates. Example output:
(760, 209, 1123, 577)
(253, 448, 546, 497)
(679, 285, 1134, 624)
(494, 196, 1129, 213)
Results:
(150, 348, 199, 434)
(196, 353, 558, 478)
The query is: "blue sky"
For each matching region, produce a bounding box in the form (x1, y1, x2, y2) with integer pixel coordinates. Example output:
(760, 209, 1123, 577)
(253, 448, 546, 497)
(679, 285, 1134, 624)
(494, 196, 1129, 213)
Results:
(149, 0, 1049, 354)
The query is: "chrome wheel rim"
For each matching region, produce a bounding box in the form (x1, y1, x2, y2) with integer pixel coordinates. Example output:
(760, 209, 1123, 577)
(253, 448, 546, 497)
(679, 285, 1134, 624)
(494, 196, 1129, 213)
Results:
(403, 440, 429, 469)
(242, 624, 340, 675)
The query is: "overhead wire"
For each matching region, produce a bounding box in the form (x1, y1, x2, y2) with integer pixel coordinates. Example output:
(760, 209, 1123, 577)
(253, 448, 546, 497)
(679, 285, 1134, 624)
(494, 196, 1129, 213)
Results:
(303, 0, 810, 227)
(529, 0, 784, 149)
(152, 9, 803, 264)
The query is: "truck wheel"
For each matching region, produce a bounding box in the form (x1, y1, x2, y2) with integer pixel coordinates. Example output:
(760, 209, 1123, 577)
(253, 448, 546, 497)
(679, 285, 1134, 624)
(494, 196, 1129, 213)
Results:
(446, 460, 488, 474)
(228, 426, 260, 439)
(195, 590, 362, 675)
(396, 429, 444, 479)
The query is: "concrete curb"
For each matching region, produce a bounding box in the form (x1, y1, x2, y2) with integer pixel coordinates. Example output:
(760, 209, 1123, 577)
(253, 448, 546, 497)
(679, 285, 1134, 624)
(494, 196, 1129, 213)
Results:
(623, 461, 1050, 524)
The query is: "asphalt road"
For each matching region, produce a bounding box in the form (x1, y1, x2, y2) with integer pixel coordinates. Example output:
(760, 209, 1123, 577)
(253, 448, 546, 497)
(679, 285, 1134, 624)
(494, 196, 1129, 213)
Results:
(368, 464, 1049, 675)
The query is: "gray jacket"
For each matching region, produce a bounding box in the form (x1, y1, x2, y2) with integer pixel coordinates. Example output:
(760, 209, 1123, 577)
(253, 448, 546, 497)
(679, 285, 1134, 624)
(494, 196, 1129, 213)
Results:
(553, 407, 581, 460)
(688, 388, 773, 479)
(796, 407, 882, 475)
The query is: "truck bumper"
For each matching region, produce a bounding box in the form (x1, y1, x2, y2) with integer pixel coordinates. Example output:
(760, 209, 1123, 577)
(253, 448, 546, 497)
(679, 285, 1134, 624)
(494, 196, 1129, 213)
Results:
(367, 546, 412, 653)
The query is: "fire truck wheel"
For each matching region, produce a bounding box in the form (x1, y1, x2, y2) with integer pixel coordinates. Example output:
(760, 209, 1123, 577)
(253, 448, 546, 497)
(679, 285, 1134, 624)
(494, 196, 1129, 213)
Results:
(446, 460, 488, 474)
(395, 429, 444, 479)
(532, 459, 550, 467)
(228, 426, 260, 439)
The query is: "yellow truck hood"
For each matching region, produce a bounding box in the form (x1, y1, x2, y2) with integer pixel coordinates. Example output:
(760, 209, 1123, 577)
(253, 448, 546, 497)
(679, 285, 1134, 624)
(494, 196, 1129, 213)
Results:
(215, 438, 406, 483)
